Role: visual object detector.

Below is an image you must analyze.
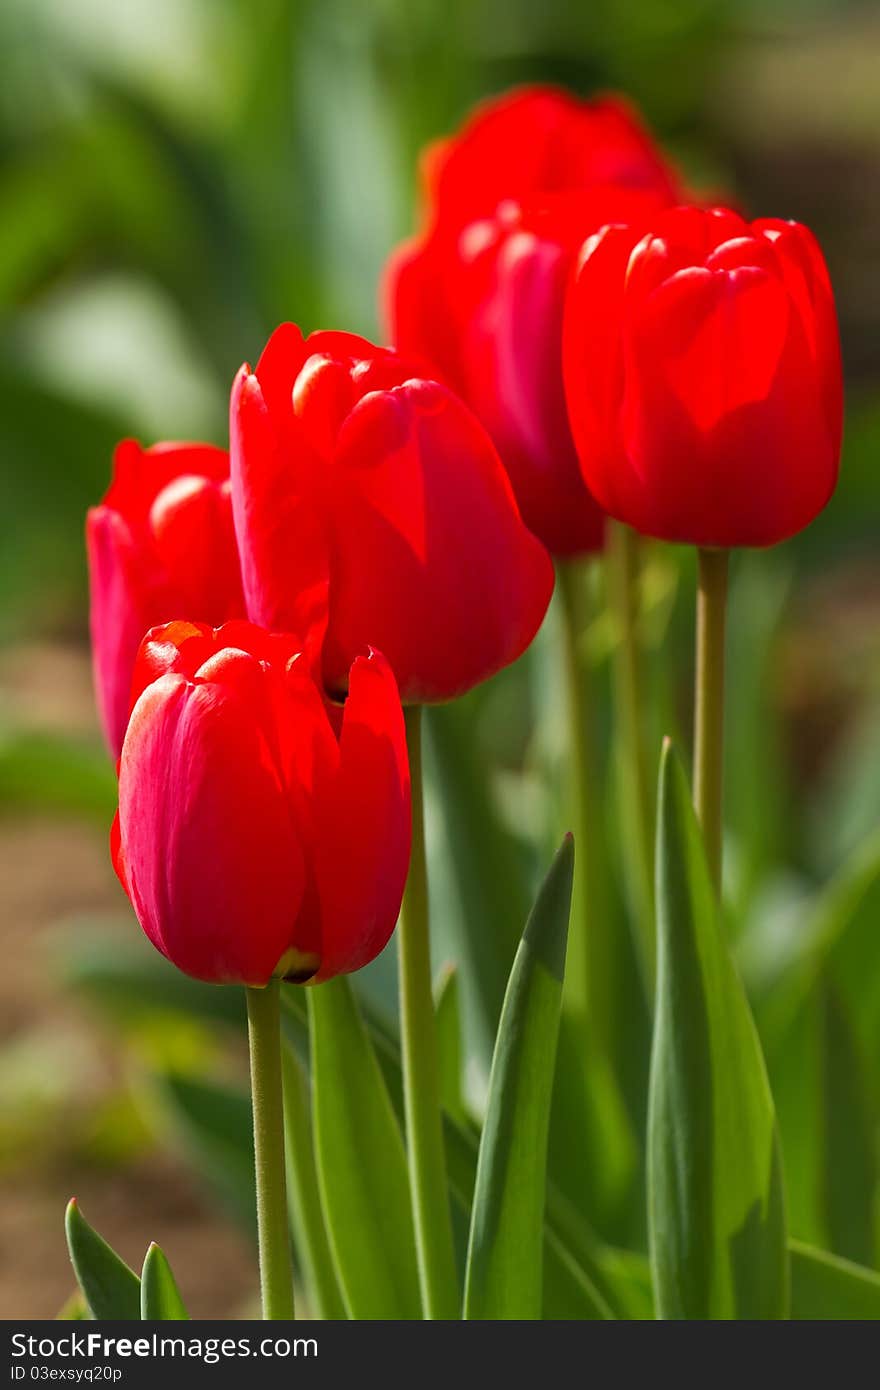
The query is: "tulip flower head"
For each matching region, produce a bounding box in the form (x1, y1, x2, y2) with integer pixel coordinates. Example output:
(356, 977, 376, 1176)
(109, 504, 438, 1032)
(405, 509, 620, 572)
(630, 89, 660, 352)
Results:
(113, 620, 411, 987)
(383, 86, 684, 555)
(412, 85, 681, 234)
(230, 325, 554, 703)
(563, 206, 843, 548)
(87, 441, 244, 757)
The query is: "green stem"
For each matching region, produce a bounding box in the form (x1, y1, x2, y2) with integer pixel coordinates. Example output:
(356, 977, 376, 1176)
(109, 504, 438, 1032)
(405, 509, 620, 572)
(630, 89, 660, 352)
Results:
(694, 547, 730, 895)
(399, 705, 459, 1319)
(557, 559, 609, 1047)
(280, 1047, 347, 1320)
(246, 980, 295, 1320)
(607, 521, 655, 992)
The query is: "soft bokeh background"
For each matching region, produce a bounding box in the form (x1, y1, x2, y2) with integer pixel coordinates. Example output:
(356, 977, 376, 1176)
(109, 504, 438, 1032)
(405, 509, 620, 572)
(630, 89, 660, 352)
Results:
(2, 0, 879, 1317)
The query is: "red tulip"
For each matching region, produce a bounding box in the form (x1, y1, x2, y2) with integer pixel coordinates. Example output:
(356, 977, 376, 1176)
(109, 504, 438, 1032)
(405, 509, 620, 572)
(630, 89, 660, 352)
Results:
(388, 189, 668, 555)
(113, 619, 411, 986)
(87, 441, 244, 757)
(412, 86, 681, 234)
(563, 206, 843, 548)
(383, 86, 683, 555)
(383, 84, 678, 553)
(229, 325, 554, 703)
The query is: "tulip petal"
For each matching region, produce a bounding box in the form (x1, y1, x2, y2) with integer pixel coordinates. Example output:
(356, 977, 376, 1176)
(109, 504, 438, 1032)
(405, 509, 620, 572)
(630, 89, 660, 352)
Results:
(311, 649, 410, 981)
(322, 380, 554, 702)
(563, 224, 641, 524)
(461, 227, 605, 555)
(118, 672, 306, 985)
(87, 504, 165, 758)
(229, 365, 330, 652)
(148, 475, 242, 619)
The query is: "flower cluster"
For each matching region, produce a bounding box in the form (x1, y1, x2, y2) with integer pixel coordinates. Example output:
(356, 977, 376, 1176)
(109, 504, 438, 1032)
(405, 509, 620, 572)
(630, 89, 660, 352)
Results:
(88, 84, 842, 990)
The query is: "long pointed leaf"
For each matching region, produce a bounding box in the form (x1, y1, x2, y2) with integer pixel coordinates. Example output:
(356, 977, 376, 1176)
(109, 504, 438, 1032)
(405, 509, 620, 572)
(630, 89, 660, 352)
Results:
(434, 964, 465, 1127)
(281, 1044, 347, 1320)
(65, 1199, 141, 1321)
(309, 977, 420, 1319)
(819, 983, 877, 1266)
(648, 741, 788, 1319)
(464, 837, 573, 1319)
(140, 1244, 189, 1320)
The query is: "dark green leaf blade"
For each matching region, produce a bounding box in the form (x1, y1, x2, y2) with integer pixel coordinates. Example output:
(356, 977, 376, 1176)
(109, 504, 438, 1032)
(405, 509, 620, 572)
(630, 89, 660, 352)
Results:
(309, 977, 420, 1319)
(789, 1240, 880, 1320)
(648, 741, 788, 1319)
(140, 1243, 189, 1320)
(153, 1074, 255, 1235)
(464, 836, 573, 1320)
(819, 983, 877, 1266)
(434, 963, 465, 1127)
(65, 1199, 141, 1321)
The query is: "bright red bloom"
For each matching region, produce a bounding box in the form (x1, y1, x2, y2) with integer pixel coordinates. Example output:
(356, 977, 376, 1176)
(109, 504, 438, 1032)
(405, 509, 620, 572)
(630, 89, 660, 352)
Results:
(413, 86, 681, 234)
(383, 87, 683, 556)
(563, 206, 843, 548)
(229, 325, 554, 703)
(87, 441, 244, 757)
(113, 620, 410, 987)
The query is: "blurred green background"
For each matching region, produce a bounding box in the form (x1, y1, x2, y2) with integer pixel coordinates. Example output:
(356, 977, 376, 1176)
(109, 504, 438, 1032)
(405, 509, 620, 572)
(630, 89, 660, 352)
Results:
(1, 0, 879, 1318)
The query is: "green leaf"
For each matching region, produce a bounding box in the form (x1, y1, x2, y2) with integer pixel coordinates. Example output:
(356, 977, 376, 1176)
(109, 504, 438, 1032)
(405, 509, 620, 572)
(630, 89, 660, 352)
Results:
(819, 983, 877, 1266)
(297, 979, 617, 1320)
(154, 1074, 255, 1235)
(723, 554, 791, 922)
(648, 741, 788, 1319)
(309, 977, 420, 1319)
(140, 1244, 189, 1320)
(752, 828, 880, 1256)
(424, 701, 532, 1073)
(281, 1043, 347, 1320)
(65, 1199, 141, 1321)
(434, 963, 465, 1126)
(464, 836, 573, 1320)
(789, 1240, 880, 1320)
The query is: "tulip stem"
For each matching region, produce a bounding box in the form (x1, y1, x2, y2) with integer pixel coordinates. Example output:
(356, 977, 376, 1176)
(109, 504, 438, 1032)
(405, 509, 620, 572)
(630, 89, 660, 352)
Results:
(399, 705, 459, 1319)
(246, 979, 295, 1321)
(607, 521, 655, 992)
(694, 547, 729, 895)
(557, 559, 610, 1048)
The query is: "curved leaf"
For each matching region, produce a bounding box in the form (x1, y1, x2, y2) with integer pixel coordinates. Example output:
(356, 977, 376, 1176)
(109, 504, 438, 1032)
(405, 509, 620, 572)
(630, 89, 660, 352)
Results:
(790, 1240, 880, 1320)
(281, 1044, 347, 1320)
(464, 837, 573, 1319)
(648, 741, 788, 1319)
(65, 1199, 141, 1321)
(309, 977, 420, 1319)
(140, 1244, 189, 1320)
(434, 964, 465, 1127)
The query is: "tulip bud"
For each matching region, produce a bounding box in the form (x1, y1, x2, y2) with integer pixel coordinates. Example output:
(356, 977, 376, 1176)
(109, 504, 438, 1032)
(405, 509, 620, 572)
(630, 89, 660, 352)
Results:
(113, 620, 411, 986)
(563, 206, 844, 548)
(87, 441, 244, 757)
(383, 88, 684, 556)
(229, 326, 554, 703)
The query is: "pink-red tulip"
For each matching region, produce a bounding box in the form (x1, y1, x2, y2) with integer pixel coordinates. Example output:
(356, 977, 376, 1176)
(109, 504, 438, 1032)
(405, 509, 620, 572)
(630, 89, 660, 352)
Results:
(87, 441, 243, 757)
(229, 325, 554, 703)
(563, 206, 844, 547)
(113, 620, 410, 986)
